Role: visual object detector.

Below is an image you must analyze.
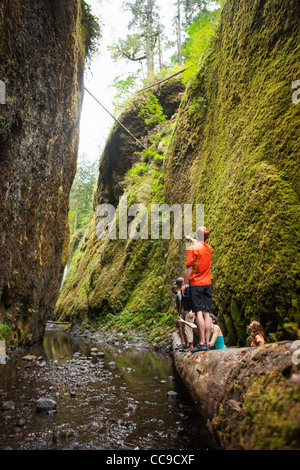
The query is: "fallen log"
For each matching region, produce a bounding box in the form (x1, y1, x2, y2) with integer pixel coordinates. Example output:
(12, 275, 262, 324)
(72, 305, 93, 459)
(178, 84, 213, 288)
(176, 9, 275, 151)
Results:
(172, 332, 300, 450)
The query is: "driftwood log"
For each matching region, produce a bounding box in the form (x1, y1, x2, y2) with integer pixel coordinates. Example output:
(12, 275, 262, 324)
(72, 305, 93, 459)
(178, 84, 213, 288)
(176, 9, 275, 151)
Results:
(172, 332, 300, 450)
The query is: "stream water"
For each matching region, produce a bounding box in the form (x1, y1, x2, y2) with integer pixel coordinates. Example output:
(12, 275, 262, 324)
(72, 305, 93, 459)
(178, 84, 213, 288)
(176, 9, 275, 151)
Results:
(0, 327, 214, 451)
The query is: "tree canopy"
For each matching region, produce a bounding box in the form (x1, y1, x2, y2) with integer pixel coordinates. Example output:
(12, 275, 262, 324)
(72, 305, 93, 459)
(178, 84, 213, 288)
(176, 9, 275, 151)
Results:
(109, 0, 162, 79)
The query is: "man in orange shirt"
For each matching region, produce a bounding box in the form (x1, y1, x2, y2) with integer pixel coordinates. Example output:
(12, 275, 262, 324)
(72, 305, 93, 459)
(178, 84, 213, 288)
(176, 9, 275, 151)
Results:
(182, 226, 213, 352)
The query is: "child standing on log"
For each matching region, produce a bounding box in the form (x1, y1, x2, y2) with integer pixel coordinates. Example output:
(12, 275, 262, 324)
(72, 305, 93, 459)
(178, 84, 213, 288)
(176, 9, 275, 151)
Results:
(172, 283, 186, 349)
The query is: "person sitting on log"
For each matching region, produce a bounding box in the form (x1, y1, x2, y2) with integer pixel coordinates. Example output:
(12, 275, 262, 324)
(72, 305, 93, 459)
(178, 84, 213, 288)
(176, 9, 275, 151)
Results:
(249, 321, 265, 347)
(208, 313, 226, 350)
(178, 313, 226, 351)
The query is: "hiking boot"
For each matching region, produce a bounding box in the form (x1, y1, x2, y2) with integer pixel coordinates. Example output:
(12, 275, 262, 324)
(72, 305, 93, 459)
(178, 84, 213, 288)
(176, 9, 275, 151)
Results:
(191, 344, 207, 353)
(180, 346, 192, 352)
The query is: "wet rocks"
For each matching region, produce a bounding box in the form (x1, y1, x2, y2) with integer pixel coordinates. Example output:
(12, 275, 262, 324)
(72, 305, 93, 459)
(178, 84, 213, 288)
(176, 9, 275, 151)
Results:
(36, 398, 57, 413)
(70, 326, 172, 353)
(1, 400, 15, 411)
(17, 418, 26, 427)
(167, 391, 178, 399)
(0, 329, 205, 451)
(22, 355, 38, 361)
(24, 347, 107, 399)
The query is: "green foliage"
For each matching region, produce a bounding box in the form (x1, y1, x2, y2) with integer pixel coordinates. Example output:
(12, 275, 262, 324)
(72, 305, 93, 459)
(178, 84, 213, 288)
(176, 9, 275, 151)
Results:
(187, 95, 207, 116)
(0, 323, 12, 343)
(80, 0, 102, 64)
(69, 156, 97, 233)
(180, 0, 218, 27)
(109, 0, 161, 78)
(123, 161, 149, 187)
(110, 71, 143, 114)
(140, 148, 164, 164)
(109, 33, 147, 63)
(122, 148, 164, 198)
(138, 92, 167, 127)
(182, 9, 221, 82)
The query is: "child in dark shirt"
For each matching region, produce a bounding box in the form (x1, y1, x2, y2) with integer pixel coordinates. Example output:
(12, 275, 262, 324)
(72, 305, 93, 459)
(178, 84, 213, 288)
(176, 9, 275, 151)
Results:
(172, 283, 186, 349)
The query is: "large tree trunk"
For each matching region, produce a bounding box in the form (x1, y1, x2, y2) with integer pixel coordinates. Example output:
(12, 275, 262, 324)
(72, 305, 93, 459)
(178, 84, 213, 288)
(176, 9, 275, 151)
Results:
(177, 0, 183, 66)
(146, 4, 154, 78)
(172, 333, 300, 450)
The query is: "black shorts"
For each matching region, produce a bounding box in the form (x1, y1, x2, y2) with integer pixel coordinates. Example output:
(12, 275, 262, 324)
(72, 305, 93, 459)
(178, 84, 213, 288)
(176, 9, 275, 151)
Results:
(190, 285, 212, 312)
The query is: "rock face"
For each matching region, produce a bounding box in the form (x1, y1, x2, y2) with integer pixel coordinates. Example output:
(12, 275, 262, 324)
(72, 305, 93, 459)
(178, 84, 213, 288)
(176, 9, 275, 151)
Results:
(0, 0, 89, 344)
(172, 333, 300, 449)
(164, 0, 300, 344)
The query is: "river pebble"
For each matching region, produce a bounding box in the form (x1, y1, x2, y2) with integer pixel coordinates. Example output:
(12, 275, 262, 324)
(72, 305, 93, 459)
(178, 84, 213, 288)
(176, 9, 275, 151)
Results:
(2, 400, 15, 411)
(36, 397, 57, 412)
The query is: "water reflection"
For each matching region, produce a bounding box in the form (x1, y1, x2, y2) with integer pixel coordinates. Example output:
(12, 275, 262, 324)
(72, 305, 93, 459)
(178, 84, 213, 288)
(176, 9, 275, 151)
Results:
(43, 330, 72, 361)
(0, 328, 214, 450)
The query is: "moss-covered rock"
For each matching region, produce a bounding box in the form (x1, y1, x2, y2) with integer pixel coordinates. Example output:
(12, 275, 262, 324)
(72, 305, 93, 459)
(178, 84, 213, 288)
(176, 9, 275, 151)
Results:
(56, 0, 299, 348)
(164, 0, 300, 345)
(0, 0, 96, 345)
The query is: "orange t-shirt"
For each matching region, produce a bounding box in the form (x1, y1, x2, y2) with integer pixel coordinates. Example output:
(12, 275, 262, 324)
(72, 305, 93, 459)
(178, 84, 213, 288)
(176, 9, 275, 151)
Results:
(186, 242, 212, 286)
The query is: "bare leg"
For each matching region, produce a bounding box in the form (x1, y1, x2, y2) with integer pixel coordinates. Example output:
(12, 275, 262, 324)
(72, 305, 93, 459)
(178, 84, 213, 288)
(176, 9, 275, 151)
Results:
(196, 311, 205, 344)
(203, 310, 211, 345)
(178, 325, 185, 345)
(183, 311, 195, 348)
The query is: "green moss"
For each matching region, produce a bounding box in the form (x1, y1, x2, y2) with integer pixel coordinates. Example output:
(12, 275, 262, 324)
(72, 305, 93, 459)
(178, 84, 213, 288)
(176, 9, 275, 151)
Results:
(0, 323, 12, 344)
(80, 0, 102, 64)
(239, 372, 300, 449)
(211, 343, 300, 449)
(54, 131, 174, 342)
(164, 0, 300, 346)
(56, 0, 299, 348)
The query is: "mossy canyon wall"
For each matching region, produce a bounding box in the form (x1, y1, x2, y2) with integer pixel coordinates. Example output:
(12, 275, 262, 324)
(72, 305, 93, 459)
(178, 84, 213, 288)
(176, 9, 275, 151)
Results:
(164, 0, 300, 345)
(56, 0, 299, 347)
(2, 0, 298, 348)
(0, 0, 91, 344)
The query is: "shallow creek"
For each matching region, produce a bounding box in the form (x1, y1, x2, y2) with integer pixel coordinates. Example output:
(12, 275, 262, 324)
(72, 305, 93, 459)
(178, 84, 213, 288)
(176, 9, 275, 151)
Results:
(0, 327, 214, 450)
